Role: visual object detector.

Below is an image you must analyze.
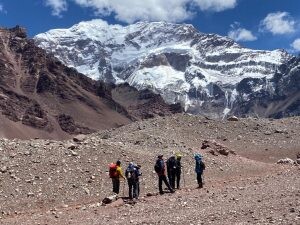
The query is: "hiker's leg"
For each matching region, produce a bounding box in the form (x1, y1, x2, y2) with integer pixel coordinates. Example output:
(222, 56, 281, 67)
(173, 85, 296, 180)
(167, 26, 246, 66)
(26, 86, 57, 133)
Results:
(132, 181, 137, 199)
(159, 176, 163, 193)
(116, 179, 120, 194)
(112, 178, 117, 193)
(128, 180, 133, 199)
(199, 173, 203, 188)
(167, 170, 171, 187)
(197, 173, 203, 188)
(136, 181, 140, 198)
(162, 175, 173, 192)
(197, 173, 201, 185)
(171, 171, 176, 189)
(176, 172, 181, 189)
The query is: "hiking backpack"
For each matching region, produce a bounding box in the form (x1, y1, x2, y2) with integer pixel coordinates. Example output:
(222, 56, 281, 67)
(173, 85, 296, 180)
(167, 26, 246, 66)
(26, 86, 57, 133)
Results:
(167, 157, 176, 171)
(109, 163, 118, 178)
(154, 159, 163, 173)
(195, 160, 205, 173)
(126, 166, 137, 180)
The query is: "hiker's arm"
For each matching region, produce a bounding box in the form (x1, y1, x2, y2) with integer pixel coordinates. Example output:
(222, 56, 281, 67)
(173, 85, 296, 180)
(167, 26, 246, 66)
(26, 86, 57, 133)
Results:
(118, 167, 126, 179)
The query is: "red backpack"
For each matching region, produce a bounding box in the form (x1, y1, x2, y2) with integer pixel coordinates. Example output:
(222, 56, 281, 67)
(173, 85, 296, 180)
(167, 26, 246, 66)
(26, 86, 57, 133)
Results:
(109, 163, 118, 178)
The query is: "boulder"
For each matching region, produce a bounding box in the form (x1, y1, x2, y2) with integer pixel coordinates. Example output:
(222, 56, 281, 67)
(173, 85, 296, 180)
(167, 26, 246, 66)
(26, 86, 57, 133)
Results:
(102, 194, 118, 204)
(227, 116, 239, 121)
(73, 134, 86, 142)
(277, 158, 295, 164)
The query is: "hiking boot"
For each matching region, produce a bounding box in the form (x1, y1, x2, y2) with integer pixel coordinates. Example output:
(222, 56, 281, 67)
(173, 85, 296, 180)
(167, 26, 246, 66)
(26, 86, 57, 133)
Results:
(159, 191, 164, 195)
(170, 189, 175, 193)
(197, 184, 203, 189)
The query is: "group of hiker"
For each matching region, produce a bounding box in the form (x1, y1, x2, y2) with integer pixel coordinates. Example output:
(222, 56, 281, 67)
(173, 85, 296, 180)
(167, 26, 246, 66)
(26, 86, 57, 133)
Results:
(109, 153, 205, 199)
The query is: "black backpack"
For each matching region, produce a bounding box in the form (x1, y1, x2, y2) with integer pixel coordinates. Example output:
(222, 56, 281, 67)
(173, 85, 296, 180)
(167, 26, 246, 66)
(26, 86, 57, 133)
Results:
(154, 159, 163, 173)
(167, 157, 176, 171)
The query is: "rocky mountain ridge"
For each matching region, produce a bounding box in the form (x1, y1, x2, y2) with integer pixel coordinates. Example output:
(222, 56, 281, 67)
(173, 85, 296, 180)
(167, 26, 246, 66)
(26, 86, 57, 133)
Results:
(34, 19, 300, 118)
(0, 26, 181, 139)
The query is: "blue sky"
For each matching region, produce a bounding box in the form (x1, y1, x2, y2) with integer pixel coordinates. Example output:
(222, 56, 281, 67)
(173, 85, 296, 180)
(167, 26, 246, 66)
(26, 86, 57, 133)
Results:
(1, 0, 300, 53)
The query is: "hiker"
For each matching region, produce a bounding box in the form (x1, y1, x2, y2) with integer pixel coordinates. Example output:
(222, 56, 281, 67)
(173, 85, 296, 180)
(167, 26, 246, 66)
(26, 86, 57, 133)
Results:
(125, 162, 140, 199)
(109, 160, 125, 194)
(166, 155, 176, 189)
(154, 154, 175, 194)
(175, 153, 182, 189)
(194, 153, 206, 188)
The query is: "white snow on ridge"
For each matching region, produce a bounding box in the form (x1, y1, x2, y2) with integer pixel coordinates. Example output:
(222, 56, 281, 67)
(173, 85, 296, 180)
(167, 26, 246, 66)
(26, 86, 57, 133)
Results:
(127, 66, 190, 93)
(34, 19, 294, 114)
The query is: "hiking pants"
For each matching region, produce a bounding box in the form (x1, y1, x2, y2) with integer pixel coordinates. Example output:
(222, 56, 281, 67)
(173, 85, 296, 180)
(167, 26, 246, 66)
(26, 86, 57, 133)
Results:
(128, 179, 138, 199)
(175, 171, 181, 189)
(159, 175, 173, 193)
(112, 178, 120, 194)
(136, 180, 140, 198)
(196, 172, 203, 188)
(167, 170, 176, 189)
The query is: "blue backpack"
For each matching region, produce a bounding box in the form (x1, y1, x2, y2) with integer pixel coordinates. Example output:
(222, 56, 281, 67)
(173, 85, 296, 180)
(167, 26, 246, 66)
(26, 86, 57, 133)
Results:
(195, 160, 205, 173)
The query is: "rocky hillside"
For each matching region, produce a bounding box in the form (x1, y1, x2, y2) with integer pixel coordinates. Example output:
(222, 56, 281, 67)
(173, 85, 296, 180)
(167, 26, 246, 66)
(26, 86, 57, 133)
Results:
(34, 19, 300, 118)
(0, 26, 182, 139)
(0, 114, 299, 224)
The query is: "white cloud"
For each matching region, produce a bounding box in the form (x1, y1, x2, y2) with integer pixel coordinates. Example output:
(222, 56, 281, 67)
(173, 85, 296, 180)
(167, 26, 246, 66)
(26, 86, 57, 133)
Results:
(228, 22, 257, 42)
(260, 12, 295, 35)
(71, 0, 238, 23)
(228, 28, 257, 42)
(193, 0, 237, 12)
(45, 0, 68, 17)
(73, 0, 193, 23)
(291, 39, 300, 51)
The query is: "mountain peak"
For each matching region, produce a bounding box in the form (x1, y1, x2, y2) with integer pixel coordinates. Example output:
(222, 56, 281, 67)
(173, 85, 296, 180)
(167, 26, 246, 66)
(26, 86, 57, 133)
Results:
(34, 20, 299, 118)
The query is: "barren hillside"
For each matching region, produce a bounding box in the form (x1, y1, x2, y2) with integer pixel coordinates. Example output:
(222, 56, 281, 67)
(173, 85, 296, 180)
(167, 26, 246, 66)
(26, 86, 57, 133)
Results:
(0, 114, 299, 224)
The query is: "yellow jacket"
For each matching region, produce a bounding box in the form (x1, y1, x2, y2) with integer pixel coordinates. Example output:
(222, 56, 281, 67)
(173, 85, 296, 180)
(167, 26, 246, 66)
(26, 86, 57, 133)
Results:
(116, 165, 125, 179)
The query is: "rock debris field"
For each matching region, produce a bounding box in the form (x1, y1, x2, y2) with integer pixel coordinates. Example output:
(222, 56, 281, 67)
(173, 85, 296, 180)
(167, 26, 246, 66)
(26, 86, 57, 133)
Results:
(0, 114, 299, 224)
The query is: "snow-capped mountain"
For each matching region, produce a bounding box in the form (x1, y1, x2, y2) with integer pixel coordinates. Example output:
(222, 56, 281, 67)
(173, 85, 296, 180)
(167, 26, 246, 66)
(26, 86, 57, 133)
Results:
(34, 19, 300, 118)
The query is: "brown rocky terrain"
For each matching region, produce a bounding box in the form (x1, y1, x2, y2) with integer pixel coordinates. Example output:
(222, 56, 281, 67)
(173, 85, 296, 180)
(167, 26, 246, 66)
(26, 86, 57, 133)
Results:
(0, 26, 182, 140)
(0, 114, 299, 224)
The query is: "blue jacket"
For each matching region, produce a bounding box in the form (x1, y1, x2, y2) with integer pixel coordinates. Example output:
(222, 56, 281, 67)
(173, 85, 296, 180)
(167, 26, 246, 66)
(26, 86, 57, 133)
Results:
(195, 159, 205, 174)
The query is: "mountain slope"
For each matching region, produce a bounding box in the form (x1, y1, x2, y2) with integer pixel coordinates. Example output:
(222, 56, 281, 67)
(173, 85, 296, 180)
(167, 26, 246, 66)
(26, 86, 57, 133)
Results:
(0, 26, 133, 139)
(34, 19, 300, 118)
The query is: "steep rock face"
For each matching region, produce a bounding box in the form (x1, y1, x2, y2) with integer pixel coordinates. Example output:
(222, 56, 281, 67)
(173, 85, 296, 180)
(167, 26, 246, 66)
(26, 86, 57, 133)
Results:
(0, 26, 133, 139)
(34, 19, 300, 118)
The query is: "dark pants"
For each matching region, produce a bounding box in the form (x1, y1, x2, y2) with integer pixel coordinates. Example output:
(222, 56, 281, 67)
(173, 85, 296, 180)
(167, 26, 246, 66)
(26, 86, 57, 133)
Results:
(136, 180, 140, 198)
(175, 171, 181, 189)
(167, 170, 176, 189)
(159, 175, 173, 193)
(112, 178, 120, 194)
(128, 178, 138, 199)
(197, 172, 203, 188)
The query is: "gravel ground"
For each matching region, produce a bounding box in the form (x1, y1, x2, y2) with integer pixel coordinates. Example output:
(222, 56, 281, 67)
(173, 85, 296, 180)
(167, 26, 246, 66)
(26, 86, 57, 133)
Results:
(0, 114, 299, 224)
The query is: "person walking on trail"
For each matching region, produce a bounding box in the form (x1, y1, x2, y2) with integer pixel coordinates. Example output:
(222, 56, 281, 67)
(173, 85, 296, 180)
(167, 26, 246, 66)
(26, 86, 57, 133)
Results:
(175, 153, 182, 189)
(154, 154, 175, 195)
(166, 155, 177, 189)
(125, 162, 140, 199)
(109, 160, 125, 194)
(194, 154, 205, 188)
